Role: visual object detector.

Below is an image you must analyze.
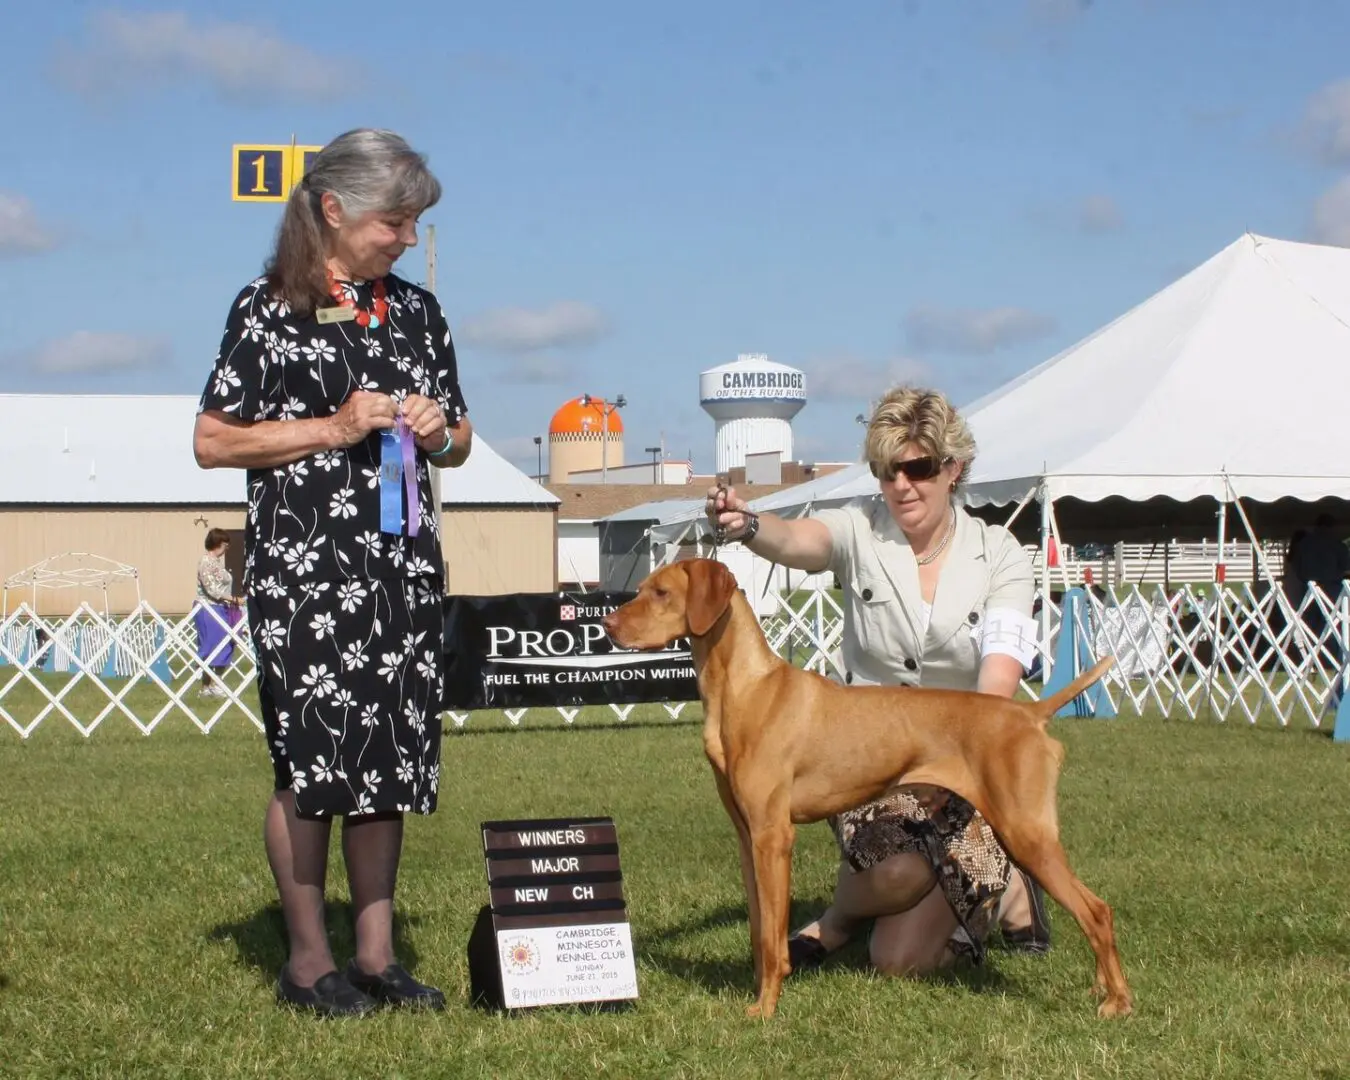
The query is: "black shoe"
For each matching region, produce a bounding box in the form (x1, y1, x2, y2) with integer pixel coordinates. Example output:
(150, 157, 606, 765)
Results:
(276, 967, 376, 1017)
(346, 960, 447, 1010)
(1000, 869, 1053, 956)
(786, 934, 832, 975)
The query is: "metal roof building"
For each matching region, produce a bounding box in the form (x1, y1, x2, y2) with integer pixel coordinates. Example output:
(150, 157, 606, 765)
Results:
(0, 394, 560, 613)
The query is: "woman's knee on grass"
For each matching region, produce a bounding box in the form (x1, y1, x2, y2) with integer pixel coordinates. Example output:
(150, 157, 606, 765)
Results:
(834, 851, 937, 920)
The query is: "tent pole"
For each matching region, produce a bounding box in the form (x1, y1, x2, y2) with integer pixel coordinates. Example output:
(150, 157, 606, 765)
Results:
(1209, 498, 1229, 713)
(1216, 500, 1228, 581)
(999, 485, 1038, 532)
(1048, 500, 1070, 592)
(1039, 483, 1053, 682)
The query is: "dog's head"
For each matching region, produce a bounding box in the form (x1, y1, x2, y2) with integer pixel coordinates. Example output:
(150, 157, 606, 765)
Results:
(602, 559, 739, 650)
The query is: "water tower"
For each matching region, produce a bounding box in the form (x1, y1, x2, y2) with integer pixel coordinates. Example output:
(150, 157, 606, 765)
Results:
(699, 354, 807, 475)
(548, 395, 625, 483)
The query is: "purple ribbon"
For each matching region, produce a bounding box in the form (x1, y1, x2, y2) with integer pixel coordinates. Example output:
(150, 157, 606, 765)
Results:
(399, 416, 419, 538)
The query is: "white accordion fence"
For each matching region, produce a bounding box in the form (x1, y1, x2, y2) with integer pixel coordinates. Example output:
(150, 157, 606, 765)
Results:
(1, 577, 1346, 737)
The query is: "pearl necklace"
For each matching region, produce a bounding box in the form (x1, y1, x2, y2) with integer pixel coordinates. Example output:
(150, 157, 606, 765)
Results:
(915, 509, 956, 566)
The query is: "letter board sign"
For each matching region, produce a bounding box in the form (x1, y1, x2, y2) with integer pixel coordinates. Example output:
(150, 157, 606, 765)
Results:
(467, 816, 639, 1011)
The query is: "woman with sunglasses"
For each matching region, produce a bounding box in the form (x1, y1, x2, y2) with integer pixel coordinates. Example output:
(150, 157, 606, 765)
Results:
(705, 385, 1047, 980)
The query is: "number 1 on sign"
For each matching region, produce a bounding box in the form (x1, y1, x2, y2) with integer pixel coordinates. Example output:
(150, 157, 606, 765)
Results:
(250, 155, 268, 194)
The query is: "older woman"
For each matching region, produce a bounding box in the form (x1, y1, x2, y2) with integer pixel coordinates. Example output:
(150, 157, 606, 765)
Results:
(194, 129, 472, 1017)
(707, 385, 1049, 978)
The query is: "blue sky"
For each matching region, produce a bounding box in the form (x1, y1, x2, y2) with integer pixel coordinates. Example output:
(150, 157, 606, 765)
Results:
(6, 0, 1350, 477)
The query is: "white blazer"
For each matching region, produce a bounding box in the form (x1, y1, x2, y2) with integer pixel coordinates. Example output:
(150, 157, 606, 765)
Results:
(814, 497, 1034, 691)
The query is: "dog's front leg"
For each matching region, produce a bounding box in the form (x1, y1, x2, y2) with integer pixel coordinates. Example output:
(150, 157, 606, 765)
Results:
(740, 787, 795, 1019)
(711, 766, 763, 991)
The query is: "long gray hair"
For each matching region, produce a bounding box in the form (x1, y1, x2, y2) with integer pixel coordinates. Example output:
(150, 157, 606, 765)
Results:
(265, 128, 442, 314)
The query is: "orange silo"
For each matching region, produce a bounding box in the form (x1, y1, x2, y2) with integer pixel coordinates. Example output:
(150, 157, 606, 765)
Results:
(548, 396, 625, 483)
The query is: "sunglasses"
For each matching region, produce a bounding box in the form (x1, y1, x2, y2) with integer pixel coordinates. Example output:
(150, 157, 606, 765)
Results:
(873, 455, 950, 483)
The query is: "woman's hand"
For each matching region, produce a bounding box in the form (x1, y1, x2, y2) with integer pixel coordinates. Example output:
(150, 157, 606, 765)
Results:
(328, 391, 398, 448)
(401, 394, 449, 453)
(706, 483, 753, 539)
(703, 482, 834, 572)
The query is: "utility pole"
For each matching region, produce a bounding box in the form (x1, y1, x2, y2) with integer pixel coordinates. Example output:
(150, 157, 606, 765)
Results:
(425, 223, 444, 571)
(426, 224, 437, 292)
(581, 394, 626, 484)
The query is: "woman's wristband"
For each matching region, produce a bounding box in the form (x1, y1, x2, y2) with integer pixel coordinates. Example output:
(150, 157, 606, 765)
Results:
(429, 428, 454, 458)
(733, 512, 760, 544)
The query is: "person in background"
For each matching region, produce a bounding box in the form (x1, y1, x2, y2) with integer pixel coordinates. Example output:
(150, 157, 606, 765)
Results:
(194, 128, 472, 1017)
(706, 385, 1051, 980)
(194, 528, 243, 697)
(1290, 515, 1350, 672)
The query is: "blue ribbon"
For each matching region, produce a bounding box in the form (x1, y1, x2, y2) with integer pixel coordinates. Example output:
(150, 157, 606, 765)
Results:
(379, 418, 422, 537)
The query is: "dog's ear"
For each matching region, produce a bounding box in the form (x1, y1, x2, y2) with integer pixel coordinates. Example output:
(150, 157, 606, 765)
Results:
(684, 559, 737, 637)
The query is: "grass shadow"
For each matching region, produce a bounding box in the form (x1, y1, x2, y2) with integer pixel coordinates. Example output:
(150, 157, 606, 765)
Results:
(208, 902, 424, 986)
(1205, 924, 1350, 964)
(641, 901, 1020, 999)
(0, 973, 9, 990)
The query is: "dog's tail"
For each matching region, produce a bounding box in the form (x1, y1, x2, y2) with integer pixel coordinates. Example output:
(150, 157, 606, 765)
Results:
(1034, 655, 1115, 718)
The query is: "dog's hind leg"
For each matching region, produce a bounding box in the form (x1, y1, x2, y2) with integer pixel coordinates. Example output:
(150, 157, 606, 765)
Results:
(1016, 863, 1108, 998)
(997, 827, 1132, 1018)
(711, 767, 764, 991)
(976, 737, 1132, 1017)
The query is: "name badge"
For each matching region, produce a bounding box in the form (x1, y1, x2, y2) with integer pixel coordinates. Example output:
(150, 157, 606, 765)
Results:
(317, 305, 357, 324)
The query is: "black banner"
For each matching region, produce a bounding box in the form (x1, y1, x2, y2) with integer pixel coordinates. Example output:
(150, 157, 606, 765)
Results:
(442, 592, 699, 710)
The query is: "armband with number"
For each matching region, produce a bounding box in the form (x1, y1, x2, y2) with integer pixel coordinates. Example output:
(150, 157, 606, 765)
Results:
(977, 607, 1040, 667)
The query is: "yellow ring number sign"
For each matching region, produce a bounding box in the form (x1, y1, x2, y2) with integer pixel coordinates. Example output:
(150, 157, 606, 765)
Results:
(231, 144, 324, 202)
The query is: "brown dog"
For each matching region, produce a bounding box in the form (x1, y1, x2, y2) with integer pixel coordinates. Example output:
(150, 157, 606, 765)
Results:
(602, 558, 1131, 1020)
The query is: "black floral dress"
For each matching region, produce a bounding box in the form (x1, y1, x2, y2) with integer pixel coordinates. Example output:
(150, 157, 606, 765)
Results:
(197, 274, 467, 817)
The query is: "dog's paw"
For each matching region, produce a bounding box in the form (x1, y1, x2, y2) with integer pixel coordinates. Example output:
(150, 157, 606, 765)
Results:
(1097, 995, 1133, 1019)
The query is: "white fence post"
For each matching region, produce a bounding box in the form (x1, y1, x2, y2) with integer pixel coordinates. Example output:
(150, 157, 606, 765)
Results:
(2, 584, 1343, 735)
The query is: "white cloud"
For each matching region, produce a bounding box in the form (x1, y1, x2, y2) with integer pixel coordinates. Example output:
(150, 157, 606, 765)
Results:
(905, 305, 1056, 354)
(1026, 193, 1124, 235)
(801, 356, 929, 403)
(0, 192, 58, 255)
(502, 354, 575, 384)
(459, 302, 610, 353)
(1310, 176, 1350, 247)
(52, 10, 357, 105)
(1028, 0, 1091, 21)
(23, 332, 171, 375)
(1299, 79, 1350, 164)
(1077, 194, 1123, 233)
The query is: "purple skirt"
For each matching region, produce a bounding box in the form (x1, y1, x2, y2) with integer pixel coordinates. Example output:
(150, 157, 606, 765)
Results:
(195, 603, 242, 667)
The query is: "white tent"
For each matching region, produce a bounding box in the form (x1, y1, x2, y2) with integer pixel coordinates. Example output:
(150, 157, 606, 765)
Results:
(656, 232, 1350, 549)
(0, 394, 558, 507)
(960, 232, 1350, 510)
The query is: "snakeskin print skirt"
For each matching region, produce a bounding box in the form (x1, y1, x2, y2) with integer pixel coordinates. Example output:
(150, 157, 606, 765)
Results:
(833, 783, 1013, 963)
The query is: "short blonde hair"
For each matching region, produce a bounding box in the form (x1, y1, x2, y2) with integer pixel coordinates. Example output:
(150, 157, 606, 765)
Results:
(864, 386, 977, 487)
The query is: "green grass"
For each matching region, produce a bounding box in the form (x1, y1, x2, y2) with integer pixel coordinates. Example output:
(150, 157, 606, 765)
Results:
(2, 703, 1349, 1079)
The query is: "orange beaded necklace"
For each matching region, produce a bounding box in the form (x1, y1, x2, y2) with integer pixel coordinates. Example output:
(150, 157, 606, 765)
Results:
(326, 271, 389, 329)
